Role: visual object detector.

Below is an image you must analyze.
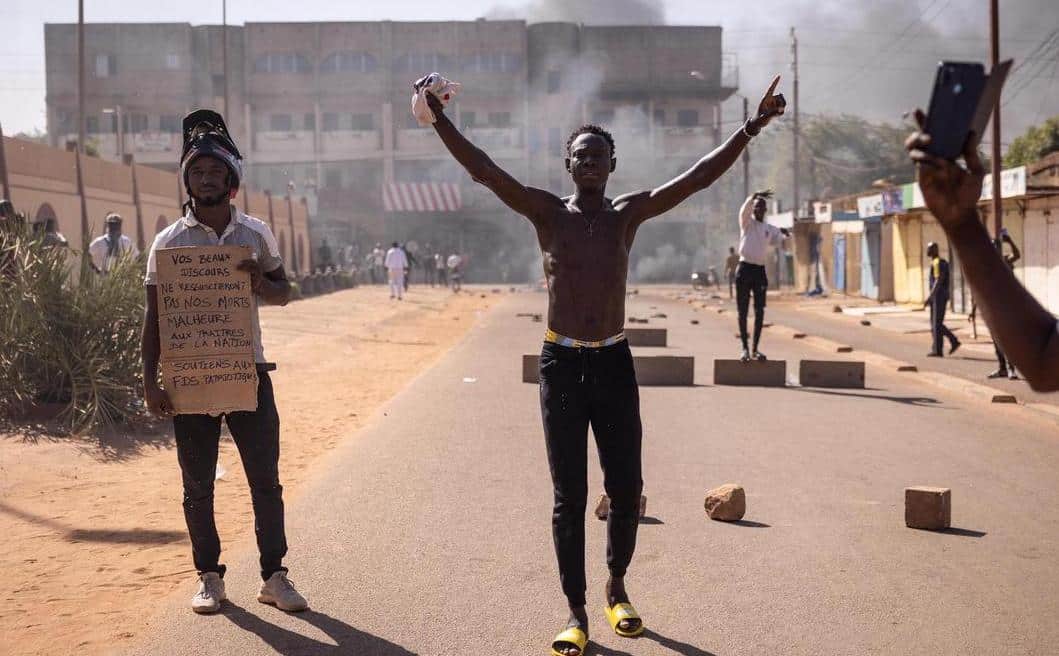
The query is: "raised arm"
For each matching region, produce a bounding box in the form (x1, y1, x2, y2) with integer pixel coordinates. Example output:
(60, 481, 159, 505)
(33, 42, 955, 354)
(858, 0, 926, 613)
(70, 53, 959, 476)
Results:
(420, 87, 558, 221)
(907, 109, 1059, 391)
(739, 195, 754, 231)
(615, 76, 786, 224)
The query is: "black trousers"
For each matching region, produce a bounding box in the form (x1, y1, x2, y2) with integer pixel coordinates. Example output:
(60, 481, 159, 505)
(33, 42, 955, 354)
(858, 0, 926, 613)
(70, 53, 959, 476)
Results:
(539, 340, 643, 607)
(930, 294, 958, 355)
(735, 262, 768, 351)
(174, 371, 287, 581)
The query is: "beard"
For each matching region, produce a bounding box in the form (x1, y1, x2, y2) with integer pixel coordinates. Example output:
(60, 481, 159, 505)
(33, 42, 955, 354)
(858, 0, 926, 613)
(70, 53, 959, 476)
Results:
(190, 185, 230, 207)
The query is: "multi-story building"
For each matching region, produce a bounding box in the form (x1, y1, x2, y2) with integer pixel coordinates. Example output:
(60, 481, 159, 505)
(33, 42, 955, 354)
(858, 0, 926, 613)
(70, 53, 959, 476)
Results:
(45, 20, 738, 280)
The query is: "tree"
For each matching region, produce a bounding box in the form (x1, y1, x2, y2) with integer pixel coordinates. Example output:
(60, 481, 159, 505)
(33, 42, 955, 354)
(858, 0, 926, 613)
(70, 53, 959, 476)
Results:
(753, 114, 915, 206)
(1004, 115, 1059, 167)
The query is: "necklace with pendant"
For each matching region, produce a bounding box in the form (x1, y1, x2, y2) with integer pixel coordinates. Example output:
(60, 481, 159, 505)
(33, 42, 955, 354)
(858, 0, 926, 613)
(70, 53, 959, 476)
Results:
(582, 213, 598, 236)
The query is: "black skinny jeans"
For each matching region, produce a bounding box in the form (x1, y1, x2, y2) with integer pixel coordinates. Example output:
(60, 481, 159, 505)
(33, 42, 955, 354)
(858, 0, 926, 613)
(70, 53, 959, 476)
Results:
(930, 294, 958, 355)
(174, 371, 287, 581)
(539, 340, 643, 607)
(735, 262, 768, 351)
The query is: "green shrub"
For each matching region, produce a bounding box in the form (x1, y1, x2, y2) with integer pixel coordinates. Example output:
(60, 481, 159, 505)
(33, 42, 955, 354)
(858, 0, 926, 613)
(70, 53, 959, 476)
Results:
(0, 224, 145, 433)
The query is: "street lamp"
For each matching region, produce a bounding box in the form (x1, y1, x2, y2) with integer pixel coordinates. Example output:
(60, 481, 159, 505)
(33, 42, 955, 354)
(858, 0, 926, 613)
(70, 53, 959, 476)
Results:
(101, 105, 124, 160)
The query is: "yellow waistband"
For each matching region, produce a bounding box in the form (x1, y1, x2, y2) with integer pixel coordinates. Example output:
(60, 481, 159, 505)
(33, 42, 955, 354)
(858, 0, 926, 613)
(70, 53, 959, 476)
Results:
(544, 329, 626, 349)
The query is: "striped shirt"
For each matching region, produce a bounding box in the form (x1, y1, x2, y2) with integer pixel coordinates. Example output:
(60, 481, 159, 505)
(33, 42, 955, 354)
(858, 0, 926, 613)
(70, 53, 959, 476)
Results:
(145, 205, 283, 363)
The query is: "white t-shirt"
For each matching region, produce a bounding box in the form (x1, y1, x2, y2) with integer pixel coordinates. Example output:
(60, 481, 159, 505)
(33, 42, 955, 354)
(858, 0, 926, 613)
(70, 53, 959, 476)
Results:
(384, 247, 409, 271)
(446, 254, 462, 270)
(89, 233, 138, 273)
(737, 197, 785, 266)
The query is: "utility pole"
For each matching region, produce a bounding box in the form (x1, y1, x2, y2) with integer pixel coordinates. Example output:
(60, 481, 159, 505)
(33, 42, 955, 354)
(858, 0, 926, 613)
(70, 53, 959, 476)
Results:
(0, 120, 10, 203)
(78, 0, 85, 156)
(790, 26, 800, 220)
(77, 0, 90, 279)
(989, 0, 1003, 236)
(742, 95, 749, 199)
(222, 0, 229, 119)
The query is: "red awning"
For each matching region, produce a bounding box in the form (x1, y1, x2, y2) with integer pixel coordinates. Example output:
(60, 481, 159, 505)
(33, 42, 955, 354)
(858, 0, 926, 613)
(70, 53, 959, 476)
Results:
(382, 182, 462, 212)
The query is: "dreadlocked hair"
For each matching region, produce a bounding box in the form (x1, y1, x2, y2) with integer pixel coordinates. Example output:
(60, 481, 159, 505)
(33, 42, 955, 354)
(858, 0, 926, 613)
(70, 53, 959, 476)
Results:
(566, 124, 616, 158)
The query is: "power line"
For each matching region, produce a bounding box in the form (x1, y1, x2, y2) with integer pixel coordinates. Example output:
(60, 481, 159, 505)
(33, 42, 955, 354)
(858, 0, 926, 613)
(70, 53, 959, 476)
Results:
(819, 0, 953, 96)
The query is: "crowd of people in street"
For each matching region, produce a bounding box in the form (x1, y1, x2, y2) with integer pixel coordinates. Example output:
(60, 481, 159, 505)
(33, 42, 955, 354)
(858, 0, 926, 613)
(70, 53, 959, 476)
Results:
(314, 236, 468, 295)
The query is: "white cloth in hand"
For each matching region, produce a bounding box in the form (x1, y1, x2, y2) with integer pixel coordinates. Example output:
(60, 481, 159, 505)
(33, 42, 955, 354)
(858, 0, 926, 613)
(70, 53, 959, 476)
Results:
(411, 72, 462, 126)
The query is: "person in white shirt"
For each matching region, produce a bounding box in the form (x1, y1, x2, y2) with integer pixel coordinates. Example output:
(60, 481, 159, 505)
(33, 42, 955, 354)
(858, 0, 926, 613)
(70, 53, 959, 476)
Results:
(384, 241, 409, 299)
(89, 213, 139, 274)
(446, 252, 463, 293)
(736, 190, 789, 362)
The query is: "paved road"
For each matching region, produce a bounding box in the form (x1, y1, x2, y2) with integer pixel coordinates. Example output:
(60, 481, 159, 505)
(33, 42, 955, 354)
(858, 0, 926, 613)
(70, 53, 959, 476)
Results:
(128, 290, 1059, 656)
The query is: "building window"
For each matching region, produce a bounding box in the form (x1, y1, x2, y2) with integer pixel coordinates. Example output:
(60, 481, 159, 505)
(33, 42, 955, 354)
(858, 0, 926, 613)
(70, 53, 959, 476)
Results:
(462, 52, 521, 73)
(677, 110, 699, 127)
(351, 113, 373, 131)
(86, 116, 100, 134)
(393, 53, 452, 73)
(460, 111, 476, 130)
(270, 114, 293, 131)
(130, 114, 149, 133)
(488, 112, 511, 128)
(254, 53, 312, 74)
(94, 54, 116, 78)
(165, 53, 180, 70)
(547, 71, 561, 94)
(160, 115, 180, 134)
(653, 109, 665, 125)
(324, 169, 342, 189)
(320, 51, 378, 73)
(304, 113, 316, 131)
(322, 112, 339, 132)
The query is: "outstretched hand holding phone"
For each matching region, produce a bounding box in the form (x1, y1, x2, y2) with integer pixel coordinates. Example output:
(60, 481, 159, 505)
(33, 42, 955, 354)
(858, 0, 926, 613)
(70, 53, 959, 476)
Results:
(905, 110, 1059, 391)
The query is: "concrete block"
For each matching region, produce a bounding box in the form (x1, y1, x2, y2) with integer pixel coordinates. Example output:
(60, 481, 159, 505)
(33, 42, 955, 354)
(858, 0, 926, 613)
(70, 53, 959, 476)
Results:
(522, 354, 539, 383)
(836, 345, 854, 353)
(905, 486, 951, 530)
(713, 359, 787, 387)
(523, 355, 695, 386)
(792, 332, 807, 339)
(625, 327, 667, 347)
(897, 365, 918, 372)
(634, 356, 695, 386)
(992, 394, 1017, 403)
(799, 360, 866, 389)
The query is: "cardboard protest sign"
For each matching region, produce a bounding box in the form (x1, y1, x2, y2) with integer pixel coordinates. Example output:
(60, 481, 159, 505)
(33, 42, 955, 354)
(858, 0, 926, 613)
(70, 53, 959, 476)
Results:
(156, 245, 258, 414)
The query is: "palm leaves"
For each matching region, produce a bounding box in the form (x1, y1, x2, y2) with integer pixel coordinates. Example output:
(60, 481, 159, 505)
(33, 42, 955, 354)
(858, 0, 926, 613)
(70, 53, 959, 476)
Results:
(0, 223, 145, 433)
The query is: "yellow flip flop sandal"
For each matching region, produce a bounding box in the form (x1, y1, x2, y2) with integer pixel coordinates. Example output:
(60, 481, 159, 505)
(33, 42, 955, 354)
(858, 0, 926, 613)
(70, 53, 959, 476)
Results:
(604, 602, 645, 637)
(551, 626, 588, 656)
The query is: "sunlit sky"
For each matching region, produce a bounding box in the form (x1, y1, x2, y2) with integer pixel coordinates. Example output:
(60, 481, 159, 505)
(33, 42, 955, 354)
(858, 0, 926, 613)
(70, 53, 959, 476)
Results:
(3, 1, 1057, 144)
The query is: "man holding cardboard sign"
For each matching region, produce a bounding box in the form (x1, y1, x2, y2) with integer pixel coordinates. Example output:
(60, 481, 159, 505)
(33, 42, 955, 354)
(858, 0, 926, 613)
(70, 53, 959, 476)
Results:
(140, 110, 307, 615)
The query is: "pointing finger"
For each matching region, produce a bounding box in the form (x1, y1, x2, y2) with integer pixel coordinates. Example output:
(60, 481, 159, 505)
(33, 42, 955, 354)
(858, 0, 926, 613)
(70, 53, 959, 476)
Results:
(765, 74, 781, 97)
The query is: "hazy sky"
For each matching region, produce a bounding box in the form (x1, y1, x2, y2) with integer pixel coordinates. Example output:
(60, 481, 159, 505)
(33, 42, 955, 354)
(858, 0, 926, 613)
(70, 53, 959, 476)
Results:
(3, 0, 1057, 146)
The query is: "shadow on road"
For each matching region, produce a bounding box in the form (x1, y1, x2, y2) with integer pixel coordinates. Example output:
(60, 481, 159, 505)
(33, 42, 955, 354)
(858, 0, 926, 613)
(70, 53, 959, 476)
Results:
(221, 602, 419, 655)
(789, 387, 945, 408)
(938, 527, 988, 538)
(727, 520, 770, 528)
(0, 500, 185, 545)
(590, 628, 721, 656)
(640, 516, 665, 525)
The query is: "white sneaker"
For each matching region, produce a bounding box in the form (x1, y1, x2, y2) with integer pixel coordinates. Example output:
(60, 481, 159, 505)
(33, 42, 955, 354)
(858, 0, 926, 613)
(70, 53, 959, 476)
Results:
(258, 571, 308, 612)
(191, 572, 226, 614)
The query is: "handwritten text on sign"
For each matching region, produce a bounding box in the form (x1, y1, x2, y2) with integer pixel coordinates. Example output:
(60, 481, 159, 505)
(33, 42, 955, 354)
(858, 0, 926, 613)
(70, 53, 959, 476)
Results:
(156, 245, 258, 414)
